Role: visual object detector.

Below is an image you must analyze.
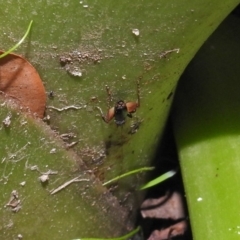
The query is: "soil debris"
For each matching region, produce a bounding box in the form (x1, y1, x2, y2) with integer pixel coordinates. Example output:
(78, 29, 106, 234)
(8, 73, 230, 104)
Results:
(132, 29, 140, 36)
(2, 115, 11, 127)
(5, 190, 22, 213)
(39, 174, 49, 183)
(59, 49, 102, 77)
(60, 132, 76, 141)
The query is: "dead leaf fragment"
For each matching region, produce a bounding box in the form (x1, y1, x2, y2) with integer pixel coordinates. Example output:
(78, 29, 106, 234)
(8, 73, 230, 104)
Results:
(147, 220, 187, 240)
(5, 190, 22, 213)
(39, 174, 49, 183)
(141, 192, 184, 220)
(0, 51, 46, 118)
(2, 115, 11, 127)
(141, 192, 187, 239)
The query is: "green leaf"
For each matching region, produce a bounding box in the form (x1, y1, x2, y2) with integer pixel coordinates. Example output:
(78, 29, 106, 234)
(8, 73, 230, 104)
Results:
(1, 0, 240, 239)
(140, 170, 176, 190)
(172, 12, 240, 239)
(0, 103, 130, 239)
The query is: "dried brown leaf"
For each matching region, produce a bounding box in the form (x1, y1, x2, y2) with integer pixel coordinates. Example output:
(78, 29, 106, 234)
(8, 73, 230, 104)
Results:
(147, 220, 187, 240)
(141, 192, 185, 220)
(0, 51, 46, 118)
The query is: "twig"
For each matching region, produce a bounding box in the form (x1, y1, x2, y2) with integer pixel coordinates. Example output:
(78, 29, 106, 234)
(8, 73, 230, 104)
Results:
(159, 48, 180, 58)
(25, 160, 58, 175)
(8, 142, 31, 161)
(47, 105, 84, 112)
(50, 176, 89, 195)
(65, 141, 79, 149)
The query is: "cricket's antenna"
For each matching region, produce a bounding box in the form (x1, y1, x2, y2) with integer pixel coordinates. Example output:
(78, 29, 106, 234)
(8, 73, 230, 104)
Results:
(105, 85, 112, 109)
(136, 77, 141, 107)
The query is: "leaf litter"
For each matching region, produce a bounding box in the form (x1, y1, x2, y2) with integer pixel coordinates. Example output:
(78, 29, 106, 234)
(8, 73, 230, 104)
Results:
(141, 192, 187, 240)
(0, 51, 46, 118)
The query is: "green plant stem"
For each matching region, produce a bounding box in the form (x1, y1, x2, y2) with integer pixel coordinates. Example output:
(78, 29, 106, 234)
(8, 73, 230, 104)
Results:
(0, 20, 33, 58)
(102, 167, 154, 186)
(73, 226, 140, 240)
(140, 170, 176, 190)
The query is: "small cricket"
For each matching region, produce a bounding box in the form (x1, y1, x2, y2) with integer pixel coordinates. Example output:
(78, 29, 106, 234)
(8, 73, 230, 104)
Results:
(96, 79, 140, 126)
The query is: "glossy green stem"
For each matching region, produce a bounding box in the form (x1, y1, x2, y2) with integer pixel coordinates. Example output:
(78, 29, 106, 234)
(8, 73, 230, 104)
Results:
(140, 170, 176, 190)
(0, 20, 33, 58)
(102, 167, 154, 186)
(73, 226, 140, 240)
